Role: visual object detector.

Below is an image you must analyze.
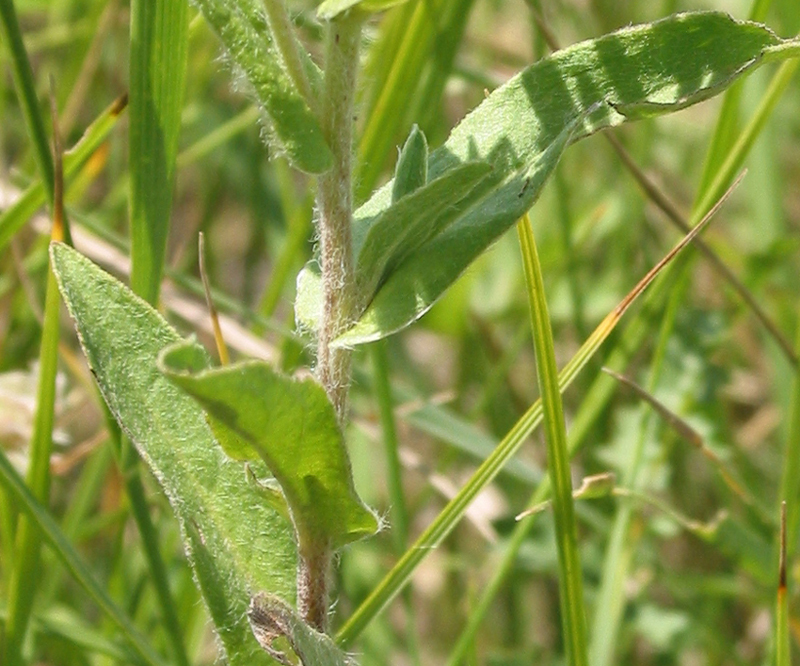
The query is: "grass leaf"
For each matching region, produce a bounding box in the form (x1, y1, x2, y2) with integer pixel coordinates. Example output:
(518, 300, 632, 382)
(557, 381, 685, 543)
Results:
(516, 212, 588, 666)
(129, 0, 189, 304)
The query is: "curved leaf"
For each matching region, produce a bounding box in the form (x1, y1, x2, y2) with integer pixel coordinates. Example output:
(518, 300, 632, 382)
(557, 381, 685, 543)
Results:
(297, 11, 796, 344)
(196, 0, 332, 173)
(159, 341, 379, 549)
(49, 242, 296, 666)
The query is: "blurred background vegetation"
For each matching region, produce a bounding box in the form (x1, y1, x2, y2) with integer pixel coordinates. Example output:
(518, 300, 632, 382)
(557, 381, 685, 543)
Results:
(1, 0, 800, 664)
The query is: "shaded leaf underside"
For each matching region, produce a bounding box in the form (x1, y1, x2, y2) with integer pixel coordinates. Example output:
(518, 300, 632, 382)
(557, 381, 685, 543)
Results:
(296, 11, 793, 345)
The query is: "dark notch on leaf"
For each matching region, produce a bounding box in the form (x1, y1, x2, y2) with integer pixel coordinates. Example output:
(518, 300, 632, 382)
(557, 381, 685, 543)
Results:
(110, 91, 129, 117)
(779, 501, 787, 591)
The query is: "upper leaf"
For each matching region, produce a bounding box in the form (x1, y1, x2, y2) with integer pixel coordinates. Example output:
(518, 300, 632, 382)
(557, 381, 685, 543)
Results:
(196, 0, 332, 173)
(50, 242, 296, 666)
(391, 124, 429, 203)
(317, 0, 410, 20)
(159, 341, 379, 549)
(296, 11, 792, 344)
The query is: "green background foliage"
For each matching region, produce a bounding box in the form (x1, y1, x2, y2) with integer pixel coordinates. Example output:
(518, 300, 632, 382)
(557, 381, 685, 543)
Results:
(1, 1, 800, 665)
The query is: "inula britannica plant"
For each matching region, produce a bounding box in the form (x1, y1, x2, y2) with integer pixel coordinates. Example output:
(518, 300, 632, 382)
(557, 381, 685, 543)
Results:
(2, 1, 800, 665)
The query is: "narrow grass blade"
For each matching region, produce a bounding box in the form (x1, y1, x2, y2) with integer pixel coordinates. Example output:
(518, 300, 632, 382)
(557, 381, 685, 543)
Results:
(445, 261, 684, 666)
(0, 448, 168, 666)
(126, 6, 193, 664)
(0, 0, 55, 210)
(692, 57, 800, 227)
(780, 324, 800, 559)
(516, 212, 588, 666)
(3, 92, 66, 665)
(0, 92, 128, 252)
(692, 0, 771, 198)
(129, 0, 188, 304)
(336, 172, 724, 649)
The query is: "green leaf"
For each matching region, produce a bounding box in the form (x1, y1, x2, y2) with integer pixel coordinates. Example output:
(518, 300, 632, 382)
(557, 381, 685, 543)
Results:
(195, 0, 332, 173)
(49, 242, 296, 666)
(317, 0, 410, 20)
(298, 11, 796, 346)
(354, 161, 492, 308)
(159, 341, 379, 549)
(392, 124, 428, 202)
(517, 214, 588, 666)
(335, 118, 579, 345)
(129, 0, 189, 305)
(248, 593, 351, 665)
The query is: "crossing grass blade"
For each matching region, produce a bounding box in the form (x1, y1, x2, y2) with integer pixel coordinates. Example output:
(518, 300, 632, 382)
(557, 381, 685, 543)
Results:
(0, 447, 168, 666)
(128, 0, 188, 305)
(0, 92, 128, 252)
(516, 212, 588, 666)
(335, 170, 728, 649)
(2, 88, 66, 666)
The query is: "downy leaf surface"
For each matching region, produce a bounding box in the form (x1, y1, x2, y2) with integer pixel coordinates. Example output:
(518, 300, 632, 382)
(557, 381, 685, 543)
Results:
(159, 341, 379, 549)
(296, 11, 795, 345)
(50, 242, 296, 666)
(196, 0, 332, 173)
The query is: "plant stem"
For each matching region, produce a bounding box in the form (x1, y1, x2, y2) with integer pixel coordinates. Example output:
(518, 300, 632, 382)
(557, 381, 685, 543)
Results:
(307, 13, 361, 631)
(316, 15, 361, 423)
(297, 536, 332, 633)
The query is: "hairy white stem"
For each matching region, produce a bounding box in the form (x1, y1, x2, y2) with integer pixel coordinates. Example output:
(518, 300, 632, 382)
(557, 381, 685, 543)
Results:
(316, 15, 361, 424)
(301, 14, 362, 632)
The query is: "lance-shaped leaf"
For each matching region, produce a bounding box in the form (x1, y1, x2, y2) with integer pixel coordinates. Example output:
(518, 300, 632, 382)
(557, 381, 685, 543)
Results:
(159, 341, 379, 549)
(392, 124, 429, 203)
(296, 11, 798, 344)
(49, 242, 296, 666)
(337, 116, 579, 345)
(196, 0, 332, 173)
(355, 161, 492, 306)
